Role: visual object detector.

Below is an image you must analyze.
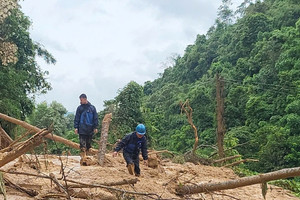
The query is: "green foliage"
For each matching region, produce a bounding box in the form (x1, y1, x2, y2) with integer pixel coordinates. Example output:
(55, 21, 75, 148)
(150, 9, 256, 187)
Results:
(105, 81, 144, 142)
(172, 155, 185, 164)
(0, 4, 55, 135)
(271, 178, 300, 197)
(28, 101, 68, 136)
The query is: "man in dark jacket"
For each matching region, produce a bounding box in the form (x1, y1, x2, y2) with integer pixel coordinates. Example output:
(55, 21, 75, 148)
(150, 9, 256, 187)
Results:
(74, 94, 98, 159)
(113, 124, 148, 176)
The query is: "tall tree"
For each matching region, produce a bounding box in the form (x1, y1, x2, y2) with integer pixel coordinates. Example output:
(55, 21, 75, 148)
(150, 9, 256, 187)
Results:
(0, 0, 55, 127)
(28, 101, 68, 136)
(110, 81, 144, 140)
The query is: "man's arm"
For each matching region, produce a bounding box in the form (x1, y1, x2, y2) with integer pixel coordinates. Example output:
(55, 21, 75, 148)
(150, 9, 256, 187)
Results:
(92, 106, 99, 129)
(141, 138, 148, 161)
(114, 134, 130, 152)
(74, 106, 81, 130)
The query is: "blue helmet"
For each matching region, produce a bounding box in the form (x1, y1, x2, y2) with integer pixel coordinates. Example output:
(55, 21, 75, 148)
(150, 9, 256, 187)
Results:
(136, 124, 146, 135)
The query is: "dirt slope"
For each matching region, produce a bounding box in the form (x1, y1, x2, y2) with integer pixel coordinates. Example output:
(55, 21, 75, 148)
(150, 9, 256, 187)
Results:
(0, 154, 299, 200)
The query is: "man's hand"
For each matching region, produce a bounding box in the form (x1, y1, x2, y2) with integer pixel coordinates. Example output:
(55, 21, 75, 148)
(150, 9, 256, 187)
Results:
(74, 128, 78, 134)
(112, 151, 118, 157)
(143, 160, 148, 167)
(93, 129, 98, 134)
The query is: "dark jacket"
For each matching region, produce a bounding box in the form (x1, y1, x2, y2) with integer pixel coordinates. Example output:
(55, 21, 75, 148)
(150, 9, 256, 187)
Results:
(74, 102, 98, 135)
(114, 132, 148, 160)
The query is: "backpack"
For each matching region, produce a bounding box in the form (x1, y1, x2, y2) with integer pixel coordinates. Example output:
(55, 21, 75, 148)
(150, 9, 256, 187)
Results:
(79, 105, 94, 134)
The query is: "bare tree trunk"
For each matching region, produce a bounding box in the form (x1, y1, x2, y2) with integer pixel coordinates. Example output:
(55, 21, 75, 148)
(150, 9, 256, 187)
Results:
(98, 113, 112, 166)
(180, 100, 198, 155)
(176, 167, 300, 195)
(0, 125, 13, 149)
(0, 113, 98, 154)
(216, 74, 225, 158)
(0, 129, 51, 167)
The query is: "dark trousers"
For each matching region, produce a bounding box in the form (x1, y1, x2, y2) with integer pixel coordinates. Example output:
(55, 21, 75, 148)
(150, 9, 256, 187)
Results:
(123, 151, 140, 175)
(79, 134, 93, 151)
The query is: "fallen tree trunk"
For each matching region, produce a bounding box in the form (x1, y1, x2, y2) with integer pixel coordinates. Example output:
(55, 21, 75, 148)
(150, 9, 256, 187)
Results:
(0, 125, 13, 149)
(0, 113, 98, 154)
(212, 155, 241, 164)
(176, 166, 300, 195)
(65, 178, 138, 188)
(4, 177, 38, 197)
(223, 159, 259, 168)
(98, 113, 112, 166)
(148, 150, 174, 157)
(0, 128, 50, 167)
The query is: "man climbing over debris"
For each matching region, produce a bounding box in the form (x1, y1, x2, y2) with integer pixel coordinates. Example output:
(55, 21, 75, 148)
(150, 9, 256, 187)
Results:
(74, 94, 98, 161)
(113, 124, 148, 176)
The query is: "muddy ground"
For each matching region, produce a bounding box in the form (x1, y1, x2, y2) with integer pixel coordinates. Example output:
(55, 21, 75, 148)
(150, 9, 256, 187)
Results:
(0, 153, 298, 200)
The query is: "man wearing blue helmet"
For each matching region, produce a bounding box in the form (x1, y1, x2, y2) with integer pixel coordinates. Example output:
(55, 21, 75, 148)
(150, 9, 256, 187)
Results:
(113, 124, 148, 176)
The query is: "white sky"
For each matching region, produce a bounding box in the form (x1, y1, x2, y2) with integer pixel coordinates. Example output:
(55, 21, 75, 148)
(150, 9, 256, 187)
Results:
(20, 0, 243, 112)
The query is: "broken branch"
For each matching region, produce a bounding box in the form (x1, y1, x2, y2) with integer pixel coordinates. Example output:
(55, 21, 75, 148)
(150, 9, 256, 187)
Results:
(148, 150, 175, 157)
(212, 155, 241, 164)
(0, 128, 52, 167)
(223, 159, 259, 168)
(4, 177, 38, 197)
(65, 178, 138, 188)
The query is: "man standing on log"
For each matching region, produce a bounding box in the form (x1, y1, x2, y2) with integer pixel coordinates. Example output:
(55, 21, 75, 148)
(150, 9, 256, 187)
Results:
(74, 94, 99, 160)
(113, 124, 148, 176)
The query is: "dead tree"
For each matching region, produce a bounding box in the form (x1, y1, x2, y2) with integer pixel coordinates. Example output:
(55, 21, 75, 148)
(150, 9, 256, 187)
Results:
(180, 100, 198, 155)
(0, 128, 51, 167)
(216, 74, 226, 158)
(0, 113, 98, 154)
(176, 166, 300, 195)
(98, 113, 112, 166)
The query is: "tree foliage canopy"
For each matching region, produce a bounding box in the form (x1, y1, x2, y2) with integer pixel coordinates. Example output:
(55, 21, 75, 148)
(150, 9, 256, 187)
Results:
(0, 0, 55, 125)
(103, 0, 300, 173)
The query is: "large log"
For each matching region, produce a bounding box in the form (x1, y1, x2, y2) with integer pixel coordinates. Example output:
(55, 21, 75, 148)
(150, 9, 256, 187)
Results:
(0, 113, 98, 154)
(176, 167, 300, 195)
(98, 113, 112, 166)
(0, 129, 50, 167)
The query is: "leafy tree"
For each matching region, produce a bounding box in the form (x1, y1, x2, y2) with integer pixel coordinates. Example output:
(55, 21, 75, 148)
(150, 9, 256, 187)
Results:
(0, 0, 55, 136)
(108, 81, 144, 141)
(28, 101, 68, 136)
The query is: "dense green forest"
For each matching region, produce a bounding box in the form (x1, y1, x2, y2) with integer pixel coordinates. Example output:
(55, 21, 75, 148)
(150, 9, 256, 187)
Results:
(1, 0, 300, 178)
(99, 0, 300, 174)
